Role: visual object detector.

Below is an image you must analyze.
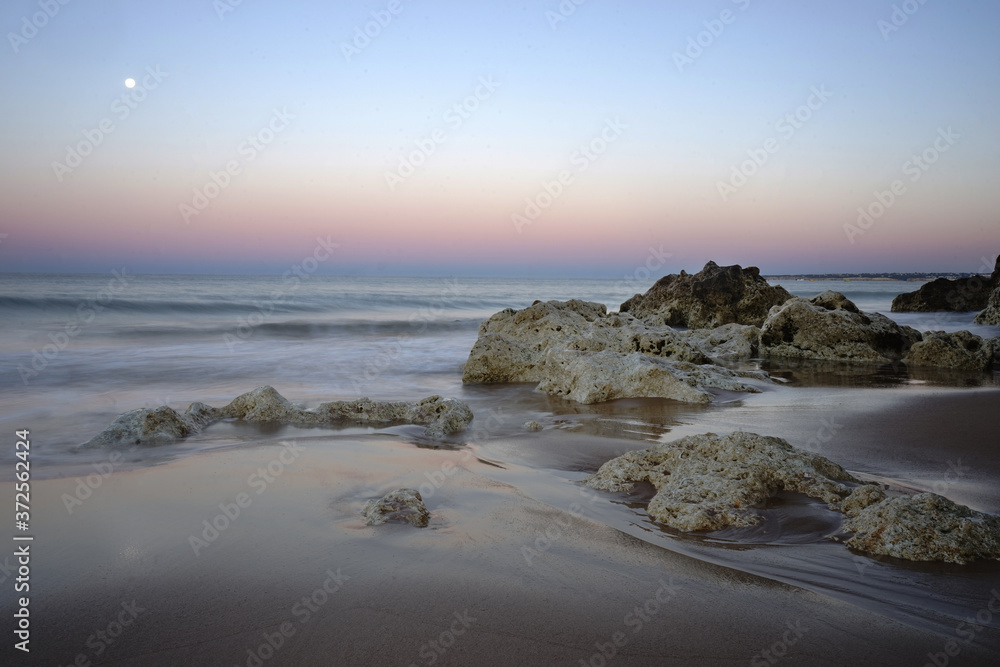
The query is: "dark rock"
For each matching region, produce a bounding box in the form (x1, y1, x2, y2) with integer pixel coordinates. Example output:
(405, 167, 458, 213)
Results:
(620, 261, 792, 328)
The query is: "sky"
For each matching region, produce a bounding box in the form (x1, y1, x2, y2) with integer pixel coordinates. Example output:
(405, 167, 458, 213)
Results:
(0, 0, 998, 277)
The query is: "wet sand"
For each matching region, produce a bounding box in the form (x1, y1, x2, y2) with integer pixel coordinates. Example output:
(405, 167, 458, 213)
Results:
(5, 387, 1000, 666)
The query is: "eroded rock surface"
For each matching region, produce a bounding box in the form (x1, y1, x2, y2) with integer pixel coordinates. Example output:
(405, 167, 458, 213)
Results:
(903, 330, 994, 371)
(79, 387, 474, 448)
(680, 323, 761, 359)
(760, 291, 921, 363)
(363, 488, 430, 527)
(585, 432, 857, 531)
(586, 431, 1000, 563)
(844, 493, 1000, 564)
(620, 261, 792, 328)
(538, 350, 764, 404)
(462, 300, 707, 384)
(891, 274, 995, 313)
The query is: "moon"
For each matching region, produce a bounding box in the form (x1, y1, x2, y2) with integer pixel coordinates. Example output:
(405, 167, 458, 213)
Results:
(125, 78, 136, 89)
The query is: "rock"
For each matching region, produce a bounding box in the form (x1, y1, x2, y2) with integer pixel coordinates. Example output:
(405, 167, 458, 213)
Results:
(891, 276, 995, 313)
(363, 488, 429, 527)
(844, 493, 1000, 564)
(680, 323, 761, 359)
(841, 485, 887, 517)
(973, 256, 1000, 324)
(537, 350, 765, 404)
(585, 432, 857, 531)
(462, 300, 706, 384)
(620, 261, 792, 328)
(760, 291, 922, 363)
(903, 330, 994, 371)
(78, 406, 199, 449)
(79, 387, 474, 448)
(524, 420, 543, 431)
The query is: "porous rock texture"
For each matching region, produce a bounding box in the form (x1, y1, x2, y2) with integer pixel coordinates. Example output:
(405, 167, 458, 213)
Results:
(79, 386, 474, 448)
(760, 291, 922, 363)
(902, 330, 994, 371)
(585, 432, 857, 532)
(619, 261, 792, 329)
(363, 488, 430, 528)
(843, 493, 1000, 564)
(537, 350, 764, 404)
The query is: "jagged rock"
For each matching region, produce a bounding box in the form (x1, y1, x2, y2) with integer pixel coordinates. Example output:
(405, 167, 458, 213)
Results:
(844, 493, 1000, 564)
(903, 330, 994, 371)
(975, 283, 1000, 325)
(462, 300, 706, 383)
(760, 291, 922, 363)
(524, 420, 543, 431)
(537, 350, 765, 404)
(363, 488, 429, 527)
(841, 485, 887, 517)
(680, 323, 761, 359)
(891, 276, 994, 312)
(585, 432, 857, 531)
(79, 406, 199, 449)
(620, 261, 792, 328)
(78, 387, 474, 448)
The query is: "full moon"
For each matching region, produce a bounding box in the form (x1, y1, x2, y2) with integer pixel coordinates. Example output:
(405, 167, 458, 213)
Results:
(124, 78, 136, 89)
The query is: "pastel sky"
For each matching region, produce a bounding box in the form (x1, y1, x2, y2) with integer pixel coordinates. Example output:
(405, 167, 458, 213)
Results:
(1, 0, 998, 277)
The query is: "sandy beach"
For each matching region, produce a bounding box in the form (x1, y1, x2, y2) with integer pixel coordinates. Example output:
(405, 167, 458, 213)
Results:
(5, 380, 999, 666)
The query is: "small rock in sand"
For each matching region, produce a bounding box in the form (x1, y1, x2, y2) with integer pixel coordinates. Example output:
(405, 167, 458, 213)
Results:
(363, 488, 430, 528)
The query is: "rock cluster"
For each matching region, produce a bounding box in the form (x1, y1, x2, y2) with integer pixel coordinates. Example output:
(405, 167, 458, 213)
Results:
(363, 488, 430, 528)
(620, 261, 792, 328)
(462, 300, 766, 404)
(79, 387, 474, 448)
(586, 431, 1000, 563)
(760, 291, 922, 363)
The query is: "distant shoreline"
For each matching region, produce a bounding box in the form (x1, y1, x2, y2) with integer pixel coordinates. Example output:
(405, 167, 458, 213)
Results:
(765, 273, 990, 282)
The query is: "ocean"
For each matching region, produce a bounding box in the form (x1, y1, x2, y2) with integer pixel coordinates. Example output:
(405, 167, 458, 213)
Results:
(1, 273, 997, 472)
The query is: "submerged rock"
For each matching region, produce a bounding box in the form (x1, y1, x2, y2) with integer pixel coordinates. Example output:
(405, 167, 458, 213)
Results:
(79, 406, 199, 449)
(585, 432, 857, 531)
(524, 420, 543, 431)
(844, 493, 1000, 564)
(903, 330, 994, 371)
(79, 387, 474, 448)
(538, 350, 764, 404)
(620, 261, 792, 329)
(363, 488, 429, 527)
(760, 291, 921, 363)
